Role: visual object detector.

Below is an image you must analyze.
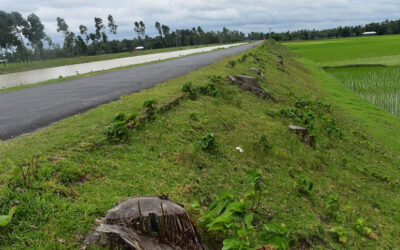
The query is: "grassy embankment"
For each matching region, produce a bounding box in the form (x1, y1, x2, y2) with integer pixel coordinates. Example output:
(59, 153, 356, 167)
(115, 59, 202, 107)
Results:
(0, 43, 234, 75)
(285, 35, 400, 116)
(0, 40, 399, 249)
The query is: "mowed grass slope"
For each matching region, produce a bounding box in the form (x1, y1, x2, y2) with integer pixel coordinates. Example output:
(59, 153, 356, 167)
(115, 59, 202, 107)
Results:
(0, 41, 399, 249)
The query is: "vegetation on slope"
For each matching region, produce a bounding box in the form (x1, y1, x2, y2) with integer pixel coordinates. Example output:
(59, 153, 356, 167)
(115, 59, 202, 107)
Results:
(0, 40, 399, 249)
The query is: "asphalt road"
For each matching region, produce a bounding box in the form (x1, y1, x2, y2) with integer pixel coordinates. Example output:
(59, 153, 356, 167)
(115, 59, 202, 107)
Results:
(0, 42, 261, 140)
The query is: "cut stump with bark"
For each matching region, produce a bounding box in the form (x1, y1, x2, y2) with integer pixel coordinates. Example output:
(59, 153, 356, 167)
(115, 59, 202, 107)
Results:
(227, 75, 276, 102)
(82, 196, 206, 250)
(288, 125, 314, 147)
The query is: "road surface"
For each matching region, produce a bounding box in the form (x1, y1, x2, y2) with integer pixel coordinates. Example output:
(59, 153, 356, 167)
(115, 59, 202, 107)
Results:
(0, 43, 245, 89)
(0, 42, 261, 140)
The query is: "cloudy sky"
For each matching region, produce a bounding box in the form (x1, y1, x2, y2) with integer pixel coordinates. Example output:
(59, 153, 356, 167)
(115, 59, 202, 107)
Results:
(1, 0, 399, 43)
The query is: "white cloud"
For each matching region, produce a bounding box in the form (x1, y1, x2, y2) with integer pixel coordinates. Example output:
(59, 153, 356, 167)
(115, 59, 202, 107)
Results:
(1, 0, 399, 43)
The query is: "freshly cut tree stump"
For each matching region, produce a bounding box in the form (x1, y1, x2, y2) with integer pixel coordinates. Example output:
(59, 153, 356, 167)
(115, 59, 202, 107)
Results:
(250, 68, 265, 79)
(227, 75, 276, 102)
(82, 196, 206, 250)
(288, 125, 314, 147)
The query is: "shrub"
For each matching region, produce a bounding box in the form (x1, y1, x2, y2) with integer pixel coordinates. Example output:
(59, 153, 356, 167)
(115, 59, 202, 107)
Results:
(201, 133, 216, 151)
(143, 99, 157, 109)
(182, 82, 193, 92)
(238, 54, 248, 63)
(210, 75, 223, 84)
(228, 60, 236, 68)
(326, 194, 340, 212)
(188, 88, 198, 100)
(259, 223, 297, 250)
(113, 112, 126, 122)
(259, 134, 273, 151)
(295, 176, 313, 193)
(105, 119, 129, 142)
(189, 113, 198, 121)
(200, 171, 296, 250)
(143, 99, 157, 120)
(182, 82, 198, 100)
(200, 82, 219, 97)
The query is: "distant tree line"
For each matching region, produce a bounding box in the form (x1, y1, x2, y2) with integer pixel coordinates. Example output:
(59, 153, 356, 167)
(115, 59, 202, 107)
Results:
(248, 19, 400, 41)
(0, 10, 246, 64)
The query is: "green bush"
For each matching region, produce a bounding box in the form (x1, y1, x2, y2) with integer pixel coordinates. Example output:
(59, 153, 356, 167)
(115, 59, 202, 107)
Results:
(143, 99, 157, 109)
(228, 60, 236, 68)
(200, 82, 219, 97)
(112, 112, 126, 122)
(182, 82, 193, 92)
(105, 119, 129, 142)
(200, 171, 296, 250)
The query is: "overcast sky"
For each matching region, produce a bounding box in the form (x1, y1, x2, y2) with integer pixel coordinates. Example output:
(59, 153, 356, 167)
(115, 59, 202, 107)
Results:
(1, 0, 400, 43)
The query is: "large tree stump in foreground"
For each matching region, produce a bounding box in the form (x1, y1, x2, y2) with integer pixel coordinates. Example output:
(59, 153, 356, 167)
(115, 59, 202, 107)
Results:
(82, 196, 206, 250)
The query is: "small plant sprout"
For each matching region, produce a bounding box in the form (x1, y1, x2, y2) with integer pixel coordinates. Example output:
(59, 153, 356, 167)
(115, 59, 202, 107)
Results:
(326, 194, 340, 211)
(0, 206, 17, 227)
(228, 60, 236, 68)
(355, 218, 377, 240)
(259, 134, 273, 151)
(200, 133, 216, 151)
(189, 113, 198, 121)
(329, 225, 347, 244)
(295, 176, 313, 194)
(182, 82, 198, 100)
(245, 169, 263, 209)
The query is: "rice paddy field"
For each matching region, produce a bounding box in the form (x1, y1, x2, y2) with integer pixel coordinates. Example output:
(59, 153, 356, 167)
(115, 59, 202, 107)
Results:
(284, 35, 400, 116)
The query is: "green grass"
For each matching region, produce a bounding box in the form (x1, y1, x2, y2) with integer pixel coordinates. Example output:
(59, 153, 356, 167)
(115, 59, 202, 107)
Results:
(0, 43, 230, 75)
(284, 35, 400, 118)
(325, 65, 400, 116)
(0, 41, 400, 249)
(320, 54, 400, 67)
(283, 35, 400, 66)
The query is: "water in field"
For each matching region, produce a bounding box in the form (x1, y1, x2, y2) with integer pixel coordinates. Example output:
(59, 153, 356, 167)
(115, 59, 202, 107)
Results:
(325, 65, 400, 116)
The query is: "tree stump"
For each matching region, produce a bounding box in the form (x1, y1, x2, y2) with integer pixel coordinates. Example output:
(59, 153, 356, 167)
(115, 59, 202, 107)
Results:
(227, 75, 276, 102)
(82, 196, 206, 250)
(250, 68, 265, 79)
(288, 125, 314, 147)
